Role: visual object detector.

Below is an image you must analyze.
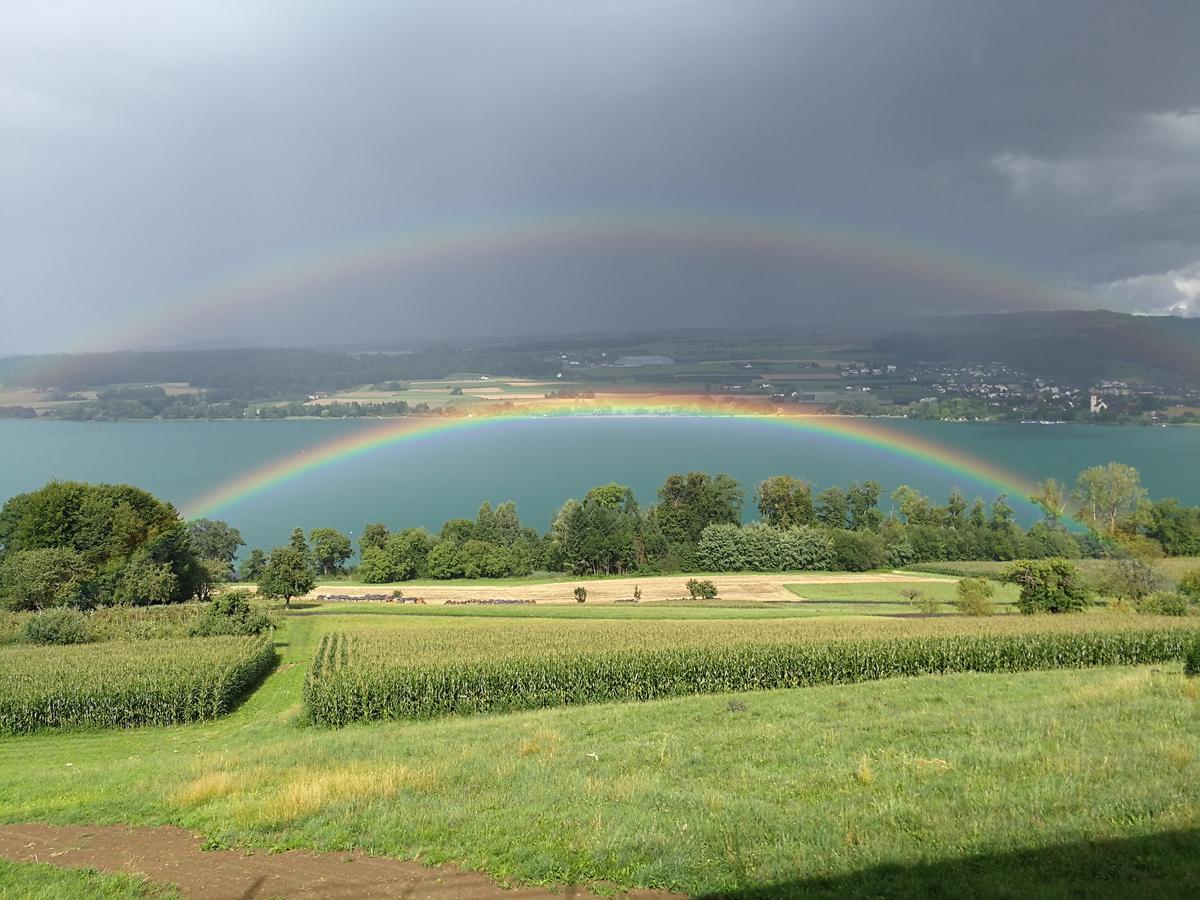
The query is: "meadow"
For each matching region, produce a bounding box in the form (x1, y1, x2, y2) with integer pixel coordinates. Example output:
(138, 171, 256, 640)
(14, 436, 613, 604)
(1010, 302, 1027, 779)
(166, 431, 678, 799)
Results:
(1, 602, 1198, 896)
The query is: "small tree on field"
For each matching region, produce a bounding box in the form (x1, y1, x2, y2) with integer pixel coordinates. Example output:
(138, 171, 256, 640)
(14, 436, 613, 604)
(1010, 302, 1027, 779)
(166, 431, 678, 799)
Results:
(686, 578, 718, 600)
(954, 577, 996, 616)
(1101, 558, 1164, 603)
(1176, 568, 1200, 601)
(900, 587, 940, 614)
(1006, 558, 1090, 614)
(258, 546, 316, 609)
(574, 586, 588, 603)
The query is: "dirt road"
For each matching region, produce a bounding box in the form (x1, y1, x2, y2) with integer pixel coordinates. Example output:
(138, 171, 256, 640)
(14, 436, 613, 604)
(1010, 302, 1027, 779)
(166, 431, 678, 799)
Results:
(0, 824, 682, 900)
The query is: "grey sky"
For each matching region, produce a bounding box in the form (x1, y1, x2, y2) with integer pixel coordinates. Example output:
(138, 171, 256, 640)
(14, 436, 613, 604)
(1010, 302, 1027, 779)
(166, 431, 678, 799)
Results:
(2, 1, 1198, 352)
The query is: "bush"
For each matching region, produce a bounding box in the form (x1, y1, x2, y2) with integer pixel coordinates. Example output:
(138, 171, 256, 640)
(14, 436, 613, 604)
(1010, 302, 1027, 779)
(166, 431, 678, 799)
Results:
(22, 609, 90, 645)
(954, 578, 996, 616)
(1178, 569, 1200, 601)
(189, 590, 273, 637)
(573, 586, 587, 604)
(1100, 558, 1165, 603)
(1006, 559, 1091, 614)
(1136, 591, 1190, 617)
(829, 530, 888, 572)
(686, 578, 718, 600)
(697, 523, 832, 572)
(1186, 637, 1200, 677)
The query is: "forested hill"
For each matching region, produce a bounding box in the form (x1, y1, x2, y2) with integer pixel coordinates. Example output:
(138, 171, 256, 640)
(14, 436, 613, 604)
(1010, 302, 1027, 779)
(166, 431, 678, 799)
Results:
(873, 311, 1200, 382)
(0, 347, 558, 396)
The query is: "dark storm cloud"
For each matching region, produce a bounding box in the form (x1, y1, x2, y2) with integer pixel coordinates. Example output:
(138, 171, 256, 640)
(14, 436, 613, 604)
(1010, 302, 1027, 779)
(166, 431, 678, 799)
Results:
(2, 0, 1198, 352)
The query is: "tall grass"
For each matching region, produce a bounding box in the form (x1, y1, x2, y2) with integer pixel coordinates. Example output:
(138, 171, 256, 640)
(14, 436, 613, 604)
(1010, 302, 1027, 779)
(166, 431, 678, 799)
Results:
(0, 635, 276, 733)
(304, 618, 1199, 726)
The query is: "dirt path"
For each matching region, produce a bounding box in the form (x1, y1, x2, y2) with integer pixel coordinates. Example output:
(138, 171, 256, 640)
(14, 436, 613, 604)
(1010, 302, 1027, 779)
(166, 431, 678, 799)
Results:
(309, 572, 952, 604)
(0, 824, 684, 899)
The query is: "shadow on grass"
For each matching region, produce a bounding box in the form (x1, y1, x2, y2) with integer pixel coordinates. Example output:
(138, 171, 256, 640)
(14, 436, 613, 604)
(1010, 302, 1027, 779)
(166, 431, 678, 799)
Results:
(698, 829, 1200, 900)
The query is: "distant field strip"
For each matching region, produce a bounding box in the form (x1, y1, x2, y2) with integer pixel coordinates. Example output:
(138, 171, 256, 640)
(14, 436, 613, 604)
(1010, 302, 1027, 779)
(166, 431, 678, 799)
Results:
(303, 617, 1199, 726)
(0, 635, 276, 733)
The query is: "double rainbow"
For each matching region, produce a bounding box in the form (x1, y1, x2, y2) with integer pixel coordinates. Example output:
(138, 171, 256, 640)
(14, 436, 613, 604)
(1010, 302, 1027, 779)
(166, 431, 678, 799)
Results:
(181, 401, 1038, 519)
(81, 210, 1066, 352)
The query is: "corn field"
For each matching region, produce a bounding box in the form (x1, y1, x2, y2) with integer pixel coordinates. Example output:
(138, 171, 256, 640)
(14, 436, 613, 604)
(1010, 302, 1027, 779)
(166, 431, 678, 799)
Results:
(0, 634, 276, 733)
(304, 621, 1199, 726)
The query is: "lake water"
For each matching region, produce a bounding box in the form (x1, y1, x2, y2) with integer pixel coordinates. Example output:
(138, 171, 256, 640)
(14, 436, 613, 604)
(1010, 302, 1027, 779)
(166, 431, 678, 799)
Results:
(1, 418, 1197, 553)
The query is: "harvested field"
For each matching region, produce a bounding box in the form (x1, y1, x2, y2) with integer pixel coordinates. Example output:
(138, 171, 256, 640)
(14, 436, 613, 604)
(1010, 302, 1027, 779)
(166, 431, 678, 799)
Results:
(308, 571, 953, 604)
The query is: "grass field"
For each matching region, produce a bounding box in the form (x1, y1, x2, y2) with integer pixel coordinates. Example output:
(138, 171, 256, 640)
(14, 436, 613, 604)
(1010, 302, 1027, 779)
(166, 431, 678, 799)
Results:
(0, 860, 177, 899)
(904, 556, 1200, 585)
(1, 605, 1198, 896)
(784, 578, 1022, 613)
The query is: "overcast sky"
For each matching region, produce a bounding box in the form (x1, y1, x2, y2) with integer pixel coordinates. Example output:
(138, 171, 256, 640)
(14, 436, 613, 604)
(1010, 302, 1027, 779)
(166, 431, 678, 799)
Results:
(2, 1, 1198, 352)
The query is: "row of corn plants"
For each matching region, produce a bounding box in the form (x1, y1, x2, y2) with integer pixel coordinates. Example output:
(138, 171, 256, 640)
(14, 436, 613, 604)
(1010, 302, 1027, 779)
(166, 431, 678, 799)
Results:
(304, 626, 1200, 726)
(0, 634, 276, 733)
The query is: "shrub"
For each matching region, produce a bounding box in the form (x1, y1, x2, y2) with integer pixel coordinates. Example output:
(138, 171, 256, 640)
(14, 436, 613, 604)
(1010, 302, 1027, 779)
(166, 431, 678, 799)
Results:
(954, 578, 996, 617)
(0, 635, 275, 732)
(1100, 558, 1165, 603)
(1136, 591, 1190, 617)
(829, 530, 888, 572)
(697, 523, 832, 572)
(899, 589, 940, 614)
(22, 608, 90, 645)
(189, 590, 273, 637)
(1006, 559, 1091, 614)
(573, 586, 587, 604)
(686, 578, 718, 600)
(1178, 569, 1200, 601)
(1186, 637, 1200, 677)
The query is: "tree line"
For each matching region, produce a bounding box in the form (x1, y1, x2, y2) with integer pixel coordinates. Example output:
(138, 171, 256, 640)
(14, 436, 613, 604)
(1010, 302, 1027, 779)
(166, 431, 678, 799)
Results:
(230, 462, 1200, 590)
(2, 462, 1196, 611)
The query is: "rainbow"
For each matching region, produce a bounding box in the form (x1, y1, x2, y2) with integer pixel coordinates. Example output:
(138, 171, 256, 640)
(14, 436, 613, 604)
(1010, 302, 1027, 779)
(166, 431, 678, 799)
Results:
(181, 401, 1039, 519)
(82, 211, 1068, 352)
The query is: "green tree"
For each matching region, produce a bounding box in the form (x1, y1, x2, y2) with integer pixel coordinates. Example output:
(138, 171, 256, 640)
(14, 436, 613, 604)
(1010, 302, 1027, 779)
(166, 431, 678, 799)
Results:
(0, 480, 204, 604)
(309, 527, 352, 576)
(1144, 499, 1200, 556)
(288, 527, 309, 555)
(359, 523, 390, 554)
(1072, 463, 1147, 536)
(0, 547, 92, 610)
(1030, 479, 1069, 524)
(755, 476, 815, 528)
(815, 486, 849, 529)
(237, 548, 266, 582)
(185, 519, 245, 578)
(1006, 558, 1090, 614)
(652, 472, 743, 547)
(258, 546, 315, 608)
(112, 553, 178, 606)
(847, 481, 883, 531)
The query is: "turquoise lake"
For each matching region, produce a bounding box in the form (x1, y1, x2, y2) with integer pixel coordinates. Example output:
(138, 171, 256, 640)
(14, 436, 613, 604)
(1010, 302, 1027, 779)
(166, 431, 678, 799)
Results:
(1, 418, 1196, 553)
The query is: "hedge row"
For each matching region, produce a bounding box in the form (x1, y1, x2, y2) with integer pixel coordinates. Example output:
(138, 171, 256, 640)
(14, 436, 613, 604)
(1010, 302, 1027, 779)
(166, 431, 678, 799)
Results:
(0, 634, 276, 733)
(305, 627, 1197, 726)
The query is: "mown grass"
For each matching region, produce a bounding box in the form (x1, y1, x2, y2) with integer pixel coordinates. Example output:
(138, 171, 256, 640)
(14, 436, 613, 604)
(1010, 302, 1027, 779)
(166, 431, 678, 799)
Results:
(904, 556, 1200, 585)
(0, 609, 1198, 896)
(0, 860, 179, 899)
(784, 578, 1022, 612)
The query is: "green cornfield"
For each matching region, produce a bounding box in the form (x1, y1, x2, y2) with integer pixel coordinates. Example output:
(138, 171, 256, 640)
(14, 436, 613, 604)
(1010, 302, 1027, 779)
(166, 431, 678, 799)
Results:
(0, 635, 276, 733)
(304, 617, 1200, 726)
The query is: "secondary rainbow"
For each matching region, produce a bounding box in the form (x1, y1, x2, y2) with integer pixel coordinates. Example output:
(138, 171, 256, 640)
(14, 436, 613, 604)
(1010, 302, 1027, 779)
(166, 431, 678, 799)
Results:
(79, 210, 1068, 353)
(181, 402, 1038, 519)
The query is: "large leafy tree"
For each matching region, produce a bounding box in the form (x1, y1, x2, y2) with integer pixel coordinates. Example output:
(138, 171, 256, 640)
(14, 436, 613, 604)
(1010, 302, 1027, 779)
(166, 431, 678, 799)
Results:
(309, 527, 352, 575)
(652, 472, 742, 547)
(1072, 463, 1147, 536)
(186, 518, 245, 578)
(0, 481, 206, 605)
(755, 476, 815, 528)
